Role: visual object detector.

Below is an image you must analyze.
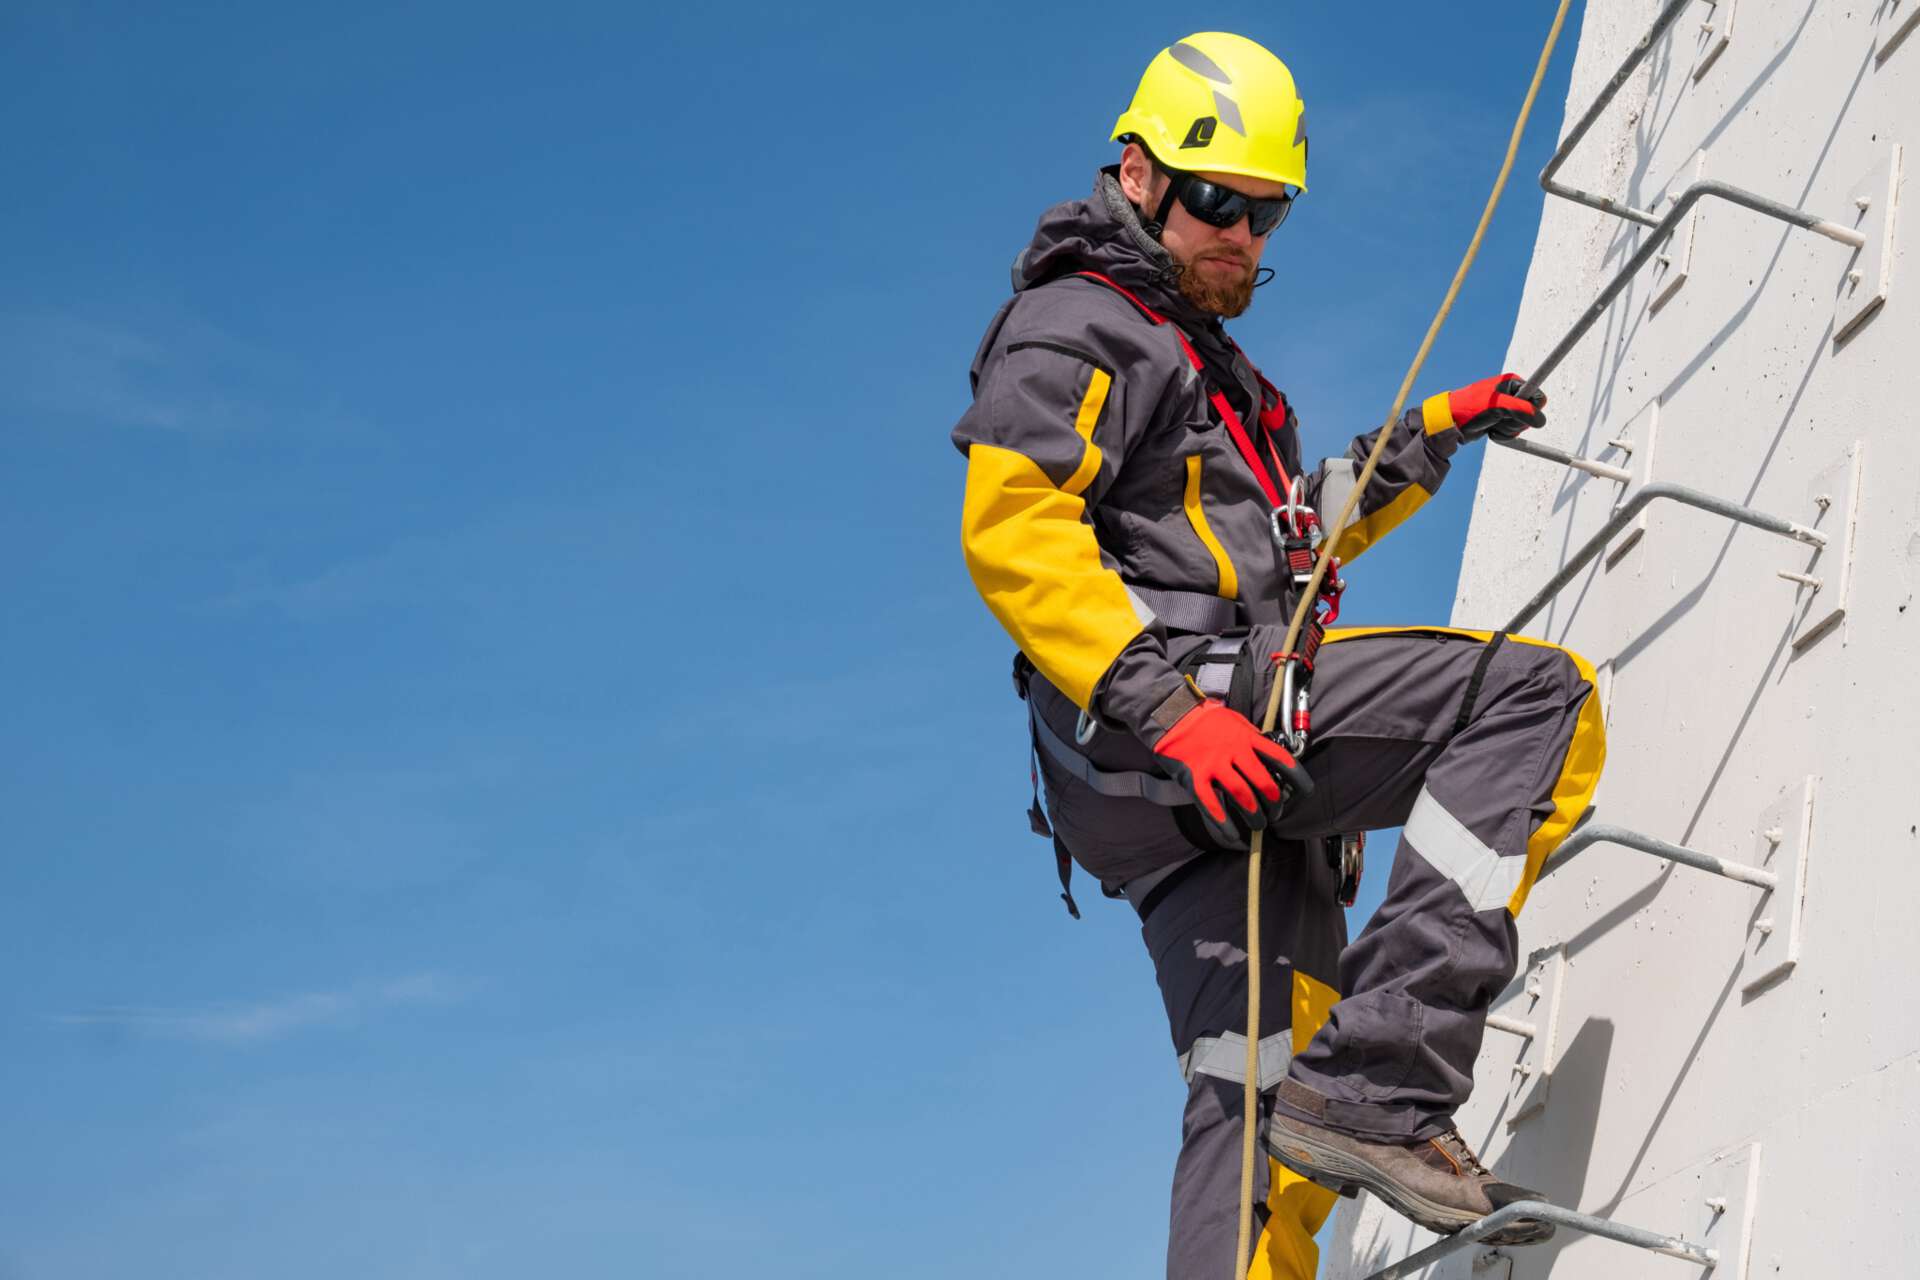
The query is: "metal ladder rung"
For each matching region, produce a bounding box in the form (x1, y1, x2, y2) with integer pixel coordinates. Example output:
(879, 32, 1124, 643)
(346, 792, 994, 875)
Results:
(1353, 13, 1841, 1276)
(1539, 821, 1776, 888)
(1360, 1200, 1716, 1279)
(1490, 478, 1824, 633)
(1528, 0, 1865, 387)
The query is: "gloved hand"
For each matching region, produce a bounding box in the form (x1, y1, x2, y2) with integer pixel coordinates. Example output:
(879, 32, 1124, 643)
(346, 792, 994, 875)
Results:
(1153, 699, 1314, 829)
(1445, 372, 1547, 441)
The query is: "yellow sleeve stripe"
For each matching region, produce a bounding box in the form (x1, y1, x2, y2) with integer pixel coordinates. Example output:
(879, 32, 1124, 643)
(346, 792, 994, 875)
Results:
(1182, 455, 1239, 600)
(961, 443, 1146, 709)
(1061, 367, 1112, 497)
(1328, 482, 1432, 564)
(1421, 392, 1455, 435)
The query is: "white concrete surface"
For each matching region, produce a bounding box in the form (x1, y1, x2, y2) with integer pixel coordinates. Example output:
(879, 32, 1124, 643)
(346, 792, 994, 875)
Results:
(1326, 2, 1918, 1275)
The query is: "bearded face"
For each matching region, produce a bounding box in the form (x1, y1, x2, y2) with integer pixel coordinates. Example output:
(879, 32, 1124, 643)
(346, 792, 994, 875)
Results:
(1174, 246, 1257, 317)
(1116, 144, 1282, 319)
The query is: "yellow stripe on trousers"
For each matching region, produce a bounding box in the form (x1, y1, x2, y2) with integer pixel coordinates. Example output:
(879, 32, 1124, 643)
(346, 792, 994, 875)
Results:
(1321, 625, 1605, 916)
(1249, 970, 1342, 1280)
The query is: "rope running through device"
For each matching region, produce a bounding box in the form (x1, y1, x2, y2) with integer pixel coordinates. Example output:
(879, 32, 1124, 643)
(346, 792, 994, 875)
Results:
(1229, 1, 1575, 1271)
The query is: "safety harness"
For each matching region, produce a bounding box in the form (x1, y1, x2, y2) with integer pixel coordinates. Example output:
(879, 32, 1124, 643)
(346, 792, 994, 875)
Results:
(1069, 270, 1346, 750)
(1014, 270, 1360, 916)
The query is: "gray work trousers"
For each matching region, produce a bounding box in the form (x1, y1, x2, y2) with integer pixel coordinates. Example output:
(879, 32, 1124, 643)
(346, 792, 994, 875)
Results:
(1033, 625, 1604, 1279)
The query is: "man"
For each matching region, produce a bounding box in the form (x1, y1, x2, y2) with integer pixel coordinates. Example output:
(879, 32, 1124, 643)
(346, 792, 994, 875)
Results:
(950, 32, 1606, 1280)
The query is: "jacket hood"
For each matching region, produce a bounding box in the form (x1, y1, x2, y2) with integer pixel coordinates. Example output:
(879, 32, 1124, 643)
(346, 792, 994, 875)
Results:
(1011, 168, 1226, 338)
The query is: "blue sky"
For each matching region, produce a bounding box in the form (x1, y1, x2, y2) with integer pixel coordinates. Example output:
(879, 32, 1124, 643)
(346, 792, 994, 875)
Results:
(0, 3, 1584, 1276)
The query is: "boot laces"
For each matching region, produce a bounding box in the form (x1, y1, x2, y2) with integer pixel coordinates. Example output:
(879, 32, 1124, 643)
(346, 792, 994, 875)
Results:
(1434, 1129, 1491, 1178)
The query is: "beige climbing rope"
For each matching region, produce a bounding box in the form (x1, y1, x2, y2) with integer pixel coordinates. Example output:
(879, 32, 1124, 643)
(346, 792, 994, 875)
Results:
(1231, 1, 1574, 1271)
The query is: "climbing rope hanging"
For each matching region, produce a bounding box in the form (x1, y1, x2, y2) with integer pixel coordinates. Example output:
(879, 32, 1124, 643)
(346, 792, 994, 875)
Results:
(1231, 0, 1574, 1271)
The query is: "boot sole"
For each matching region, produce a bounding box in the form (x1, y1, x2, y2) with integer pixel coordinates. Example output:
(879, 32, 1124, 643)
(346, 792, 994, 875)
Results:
(1268, 1118, 1555, 1246)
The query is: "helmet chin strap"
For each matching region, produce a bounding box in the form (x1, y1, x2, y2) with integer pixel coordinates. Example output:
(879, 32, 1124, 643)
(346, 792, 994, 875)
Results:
(1143, 178, 1181, 240)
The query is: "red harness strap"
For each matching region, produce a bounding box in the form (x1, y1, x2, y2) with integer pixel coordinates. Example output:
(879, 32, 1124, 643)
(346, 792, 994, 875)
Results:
(1072, 271, 1293, 508)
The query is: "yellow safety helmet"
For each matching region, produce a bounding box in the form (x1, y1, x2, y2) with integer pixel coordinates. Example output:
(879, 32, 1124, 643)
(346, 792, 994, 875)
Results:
(1112, 32, 1308, 192)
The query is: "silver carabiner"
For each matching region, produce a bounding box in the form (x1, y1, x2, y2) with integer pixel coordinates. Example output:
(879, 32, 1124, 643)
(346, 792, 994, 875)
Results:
(1278, 656, 1309, 754)
(1074, 708, 1098, 746)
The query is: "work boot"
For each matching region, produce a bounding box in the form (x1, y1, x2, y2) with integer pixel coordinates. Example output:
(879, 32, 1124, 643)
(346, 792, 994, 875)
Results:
(1266, 1080, 1555, 1246)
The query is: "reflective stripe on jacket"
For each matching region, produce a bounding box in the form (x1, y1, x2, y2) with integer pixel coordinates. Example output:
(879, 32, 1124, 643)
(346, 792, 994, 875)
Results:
(952, 169, 1466, 745)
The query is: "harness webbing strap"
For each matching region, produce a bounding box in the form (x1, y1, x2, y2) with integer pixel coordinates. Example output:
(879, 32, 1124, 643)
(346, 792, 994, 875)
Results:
(1029, 703, 1191, 807)
(1452, 631, 1510, 734)
(1071, 271, 1292, 507)
(1128, 582, 1244, 635)
(1052, 836, 1082, 920)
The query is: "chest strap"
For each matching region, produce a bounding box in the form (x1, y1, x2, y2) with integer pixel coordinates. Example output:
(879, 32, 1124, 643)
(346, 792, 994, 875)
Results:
(1071, 270, 1293, 508)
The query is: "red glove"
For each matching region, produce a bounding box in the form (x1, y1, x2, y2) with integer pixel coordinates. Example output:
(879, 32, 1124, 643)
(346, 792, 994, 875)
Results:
(1445, 372, 1547, 441)
(1153, 700, 1314, 829)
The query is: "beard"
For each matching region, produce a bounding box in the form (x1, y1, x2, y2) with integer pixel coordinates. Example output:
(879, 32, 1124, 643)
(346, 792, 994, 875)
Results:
(1175, 249, 1257, 318)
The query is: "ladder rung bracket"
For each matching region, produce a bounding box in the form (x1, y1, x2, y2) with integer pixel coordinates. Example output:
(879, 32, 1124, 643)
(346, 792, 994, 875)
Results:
(1744, 779, 1815, 993)
(1835, 146, 1903, 345)
(1359, 1200, 1717, 1279)
(1486, 947, 1563, 1125)
(1790, 443, 1863, 650)
(1692, 0, 1735, 81)
(1647, 152, 1708, 314)
(1602, 399, 1658, 569)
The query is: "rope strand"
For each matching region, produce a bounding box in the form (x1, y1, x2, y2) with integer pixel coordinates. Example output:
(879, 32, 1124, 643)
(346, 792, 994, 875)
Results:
(1230, 1, 1574, 1270)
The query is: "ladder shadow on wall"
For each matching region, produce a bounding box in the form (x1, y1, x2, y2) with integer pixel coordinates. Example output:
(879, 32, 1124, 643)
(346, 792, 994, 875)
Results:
(1493, 1017, 1615, 1279)
(1539, 297, 1832, 657)
(1541, 0, 1867, 606)
(1629, 0, 1822, 202)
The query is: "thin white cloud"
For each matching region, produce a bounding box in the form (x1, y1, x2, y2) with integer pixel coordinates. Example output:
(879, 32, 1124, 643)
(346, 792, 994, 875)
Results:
(0, 307, 360, 437)
(50, 972, 468, 1045)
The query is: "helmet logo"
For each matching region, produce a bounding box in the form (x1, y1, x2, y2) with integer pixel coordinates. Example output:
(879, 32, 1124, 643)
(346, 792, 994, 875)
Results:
(1180, 116, 1217, 149)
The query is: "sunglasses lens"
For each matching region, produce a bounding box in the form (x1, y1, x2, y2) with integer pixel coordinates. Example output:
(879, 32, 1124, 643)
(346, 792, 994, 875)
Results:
(1247, 197, 1292, 236)
(1176, 174, 1293, 236)
(1180, 179, 1245, 228)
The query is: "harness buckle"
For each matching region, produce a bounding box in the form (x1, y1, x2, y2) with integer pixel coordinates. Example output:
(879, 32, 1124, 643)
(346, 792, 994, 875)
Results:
(1268, 476, 1325, 590)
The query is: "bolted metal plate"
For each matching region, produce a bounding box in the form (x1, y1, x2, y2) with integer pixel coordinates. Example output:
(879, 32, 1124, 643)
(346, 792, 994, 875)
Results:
(1648, 152, 1708, 314)
(1744, 778, 1814, 994)
(1789, 443, 1862, 650)
(1877, 0, 1920, 63)
(1614, 1141, 1762, 1278)
(1694, 1142, 1763, 1280)
(1495, 947, 1564, 1126)
(1604, 398, 1659, 569)
(1835, 145, 1902, 344)
(1465, 1247, 1513, 1278)
(1693, 0, 1735, 80)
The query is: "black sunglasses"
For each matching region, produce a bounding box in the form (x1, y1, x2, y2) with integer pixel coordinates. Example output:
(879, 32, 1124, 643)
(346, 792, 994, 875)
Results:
(1149, 159, 1296, 237)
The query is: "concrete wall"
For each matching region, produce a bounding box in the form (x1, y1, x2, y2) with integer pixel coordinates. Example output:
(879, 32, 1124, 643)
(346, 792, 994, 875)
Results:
(1326, 2, 1917, 1276)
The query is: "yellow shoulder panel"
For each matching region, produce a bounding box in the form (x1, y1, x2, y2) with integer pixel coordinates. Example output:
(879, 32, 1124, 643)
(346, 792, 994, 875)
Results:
(961, 444, 1147, 709)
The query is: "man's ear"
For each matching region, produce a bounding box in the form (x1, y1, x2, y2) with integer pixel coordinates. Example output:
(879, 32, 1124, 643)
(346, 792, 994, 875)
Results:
(1118, 141, 1154, 206)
